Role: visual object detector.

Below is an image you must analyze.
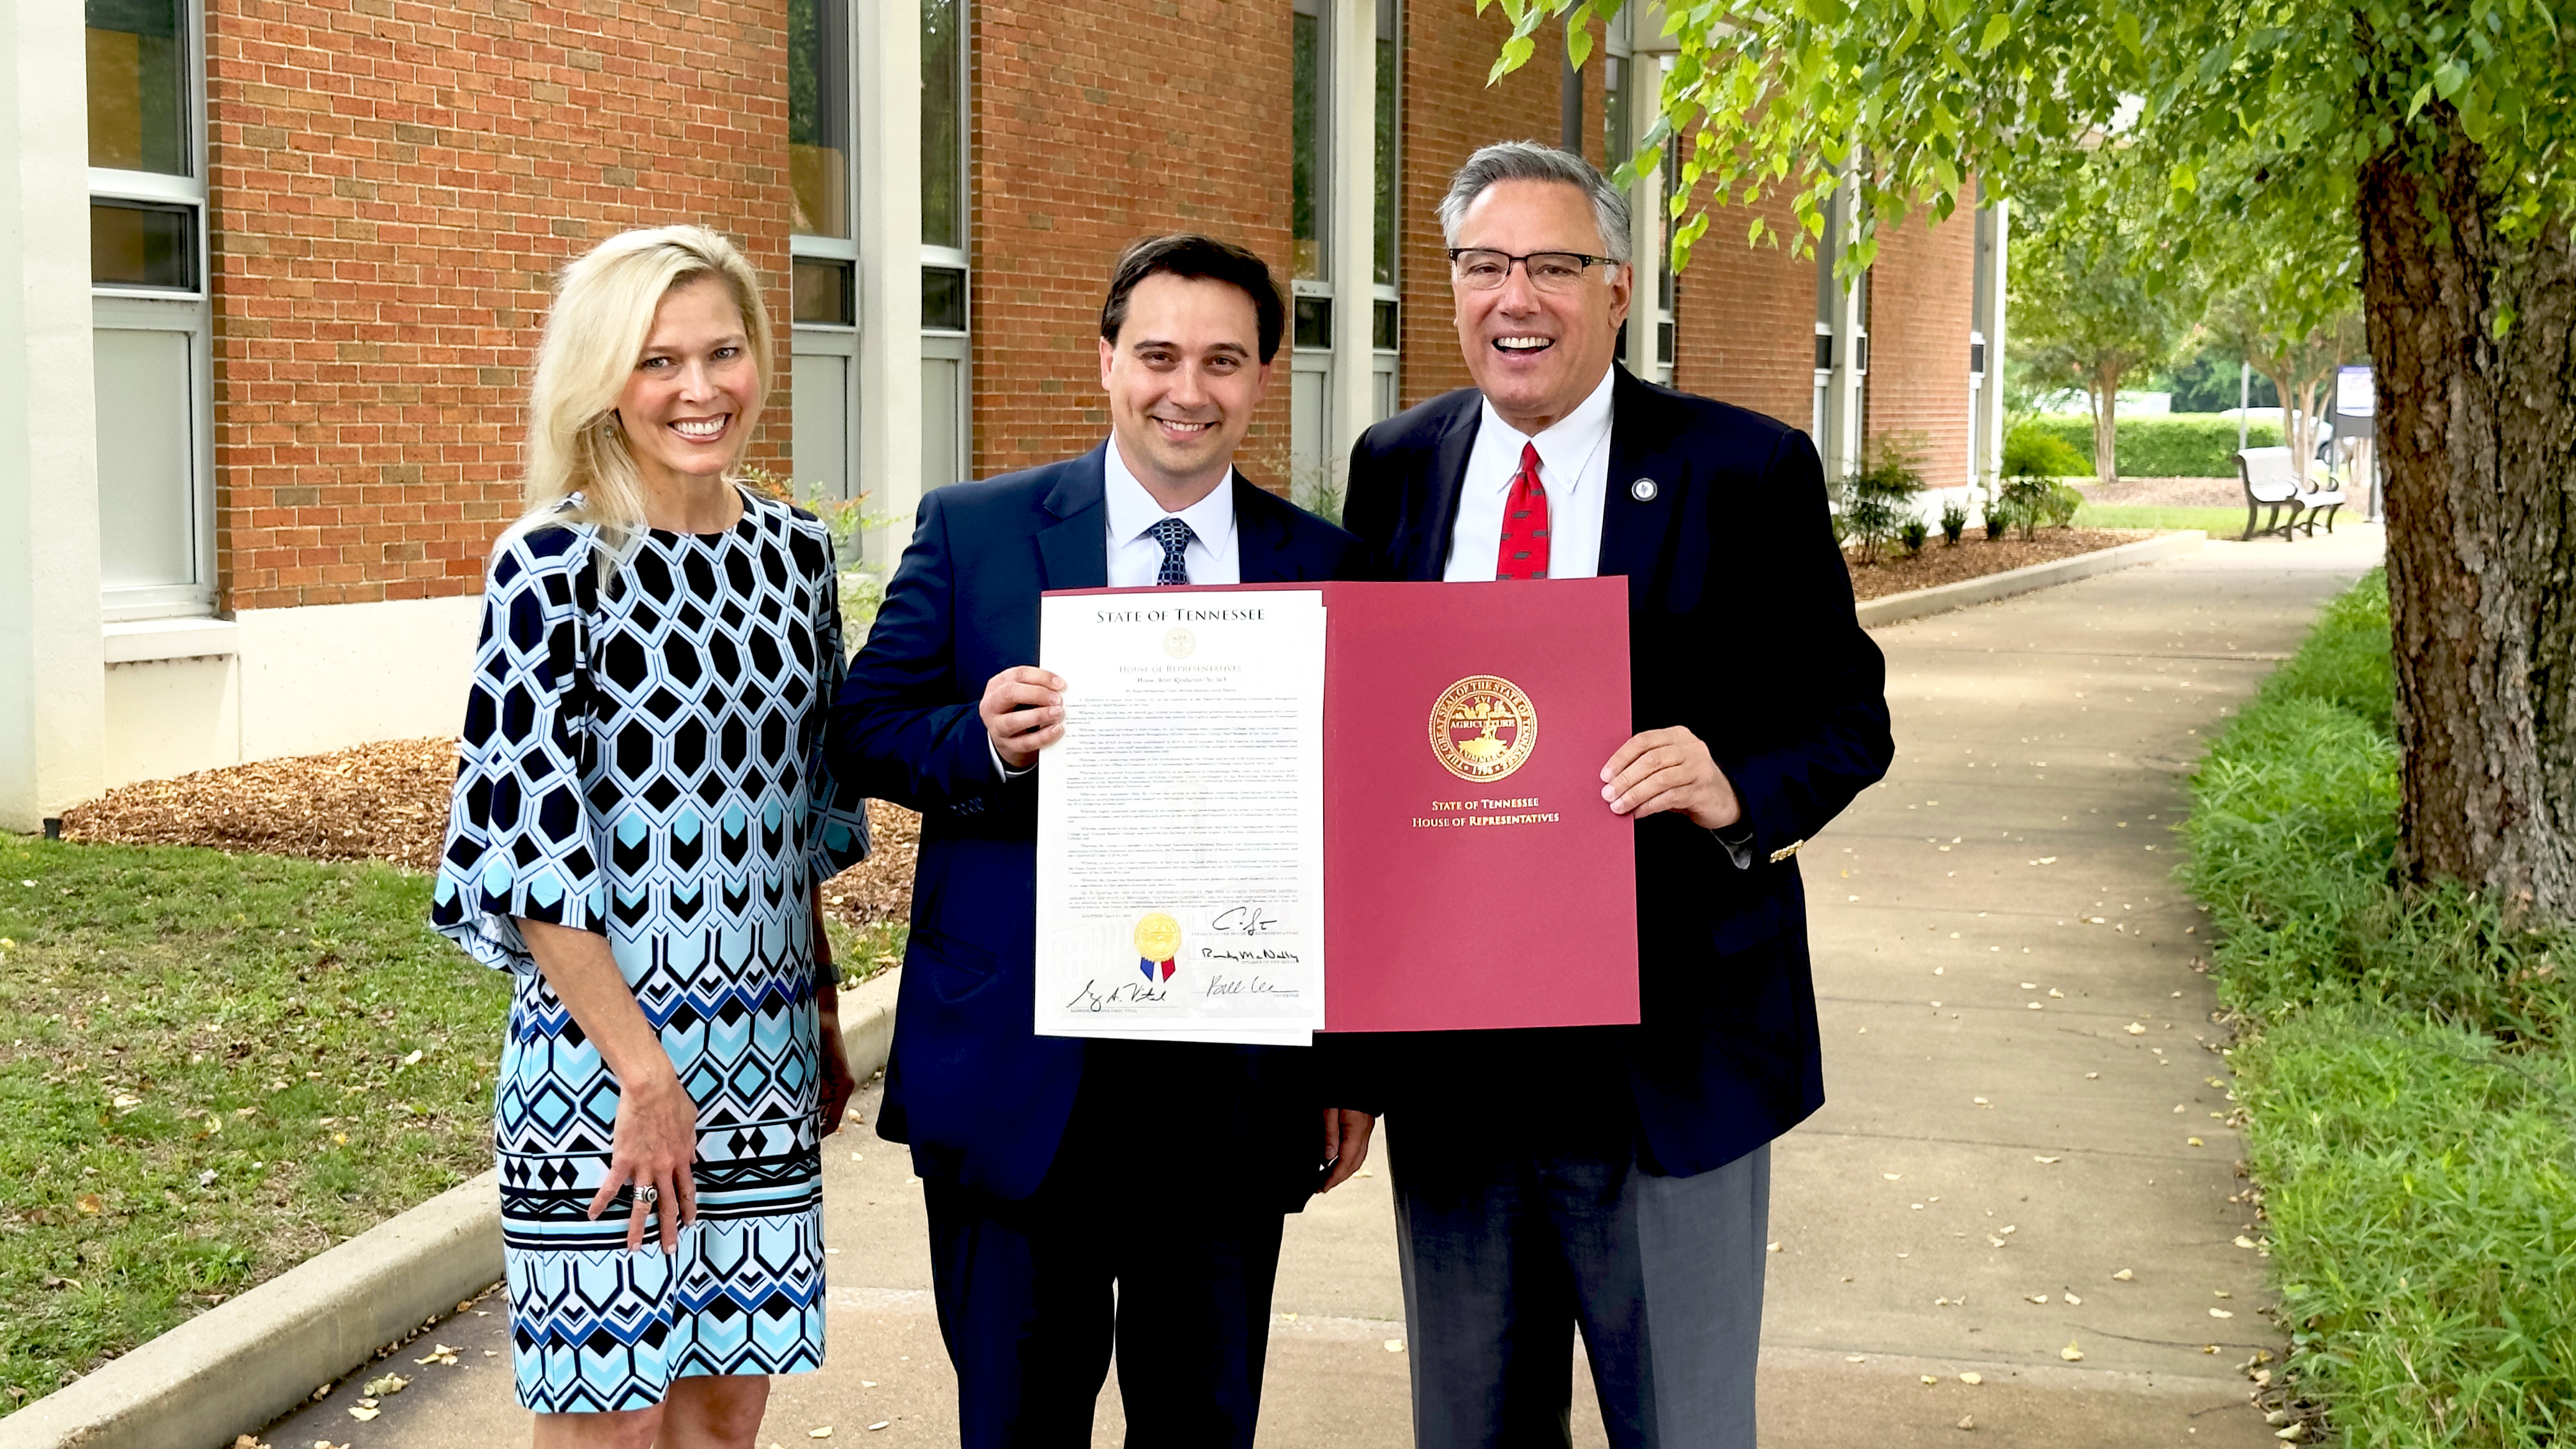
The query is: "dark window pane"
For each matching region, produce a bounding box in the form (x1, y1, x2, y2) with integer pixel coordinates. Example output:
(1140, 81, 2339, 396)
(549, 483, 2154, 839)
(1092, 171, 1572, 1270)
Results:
(1372, 298, 1398, 351)
(91, 200, 195, 290)
(789, 0, 849, 238)
(922, 266, 967, 332)
(1374, 33, 1397, 286)
(921, 0, 963, 249)
(1813, 332, 1832, 371)
(1291, 8, 1323, 282)
(1657, 320, 1675, 365)
(793, 257, 854, 325)
(1295, 295, 1331, 351)
(1603, 55, 1629, 167)
(87, 0, 188, 175)
(1970, 339, 1987, 374)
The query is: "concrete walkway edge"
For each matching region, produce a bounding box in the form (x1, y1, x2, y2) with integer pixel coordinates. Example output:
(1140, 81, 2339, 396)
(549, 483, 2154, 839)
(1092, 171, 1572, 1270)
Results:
(0, 967, 906, 1449)
(1856, 532, 2205, 629)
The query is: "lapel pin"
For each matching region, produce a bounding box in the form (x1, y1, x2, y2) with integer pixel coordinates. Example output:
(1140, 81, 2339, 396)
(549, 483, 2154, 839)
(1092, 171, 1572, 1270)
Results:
(1629, 478, 1660, 502)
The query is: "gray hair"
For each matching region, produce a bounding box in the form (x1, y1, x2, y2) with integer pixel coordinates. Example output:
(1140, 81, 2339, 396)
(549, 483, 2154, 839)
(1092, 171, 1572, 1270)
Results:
(1437, 141, 1632, 266)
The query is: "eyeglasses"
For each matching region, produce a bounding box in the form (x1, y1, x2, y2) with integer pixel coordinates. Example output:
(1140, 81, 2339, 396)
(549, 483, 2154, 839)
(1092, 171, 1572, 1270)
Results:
(1446, 249, 1619, 293)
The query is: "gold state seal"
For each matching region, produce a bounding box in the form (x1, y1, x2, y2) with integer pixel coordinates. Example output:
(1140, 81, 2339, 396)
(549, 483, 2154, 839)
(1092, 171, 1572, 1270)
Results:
(1427, 675, 1539, 782)
(1133, 912, 1183, 983)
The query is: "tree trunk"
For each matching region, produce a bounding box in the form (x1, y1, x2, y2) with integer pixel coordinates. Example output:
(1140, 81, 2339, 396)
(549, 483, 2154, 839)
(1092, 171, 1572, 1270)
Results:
(2090, 359, 2122, 487)
(2257, 364, 2313, 486)
(2361, 105, 2576, 919)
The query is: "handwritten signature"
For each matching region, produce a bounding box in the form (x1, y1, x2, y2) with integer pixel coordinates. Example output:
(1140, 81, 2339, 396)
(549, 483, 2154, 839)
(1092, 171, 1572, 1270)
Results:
(1210, 904, 1283, 936)
(1206, 972, 1300, 997)
(1202, 947, 1302, 965)
(1066, 979, 1171, 1013)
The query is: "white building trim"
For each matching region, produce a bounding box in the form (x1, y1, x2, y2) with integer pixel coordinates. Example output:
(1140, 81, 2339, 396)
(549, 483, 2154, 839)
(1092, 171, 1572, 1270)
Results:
(1, 0, 107, 829)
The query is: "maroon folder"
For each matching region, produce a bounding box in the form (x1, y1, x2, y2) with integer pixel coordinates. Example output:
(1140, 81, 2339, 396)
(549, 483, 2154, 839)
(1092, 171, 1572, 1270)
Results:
(1319, 578, 1639, 1032)
(1040, 578, 1639, 1033)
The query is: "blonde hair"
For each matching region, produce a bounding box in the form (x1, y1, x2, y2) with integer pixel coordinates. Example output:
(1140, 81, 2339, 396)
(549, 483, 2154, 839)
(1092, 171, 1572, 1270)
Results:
(508, 225, 775, 566)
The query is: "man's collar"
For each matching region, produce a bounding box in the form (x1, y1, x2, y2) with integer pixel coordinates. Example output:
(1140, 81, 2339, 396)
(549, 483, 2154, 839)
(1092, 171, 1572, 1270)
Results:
(1102, 436, 1238, 549)
(1476, 366, 1618, 485)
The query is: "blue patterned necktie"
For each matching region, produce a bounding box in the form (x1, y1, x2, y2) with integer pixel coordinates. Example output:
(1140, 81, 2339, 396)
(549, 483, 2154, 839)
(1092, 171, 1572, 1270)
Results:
(1149, 516, 1195, 586)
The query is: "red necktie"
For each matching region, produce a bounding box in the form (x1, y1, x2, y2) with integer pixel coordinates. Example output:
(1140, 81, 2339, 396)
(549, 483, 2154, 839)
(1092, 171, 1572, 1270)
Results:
(1494, 441, 1551, 581)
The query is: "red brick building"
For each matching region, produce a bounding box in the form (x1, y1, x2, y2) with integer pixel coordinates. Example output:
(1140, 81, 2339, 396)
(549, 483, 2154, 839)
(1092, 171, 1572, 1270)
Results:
(5, 0, 2000, 822)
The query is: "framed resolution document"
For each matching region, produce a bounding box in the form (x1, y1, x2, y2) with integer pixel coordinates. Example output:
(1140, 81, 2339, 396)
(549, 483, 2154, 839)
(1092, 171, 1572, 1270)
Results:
(1035, 579, 1639, 1045)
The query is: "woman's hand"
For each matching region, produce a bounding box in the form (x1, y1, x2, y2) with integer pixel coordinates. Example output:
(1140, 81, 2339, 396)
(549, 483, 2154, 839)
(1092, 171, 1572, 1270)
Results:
(818, 1021, 857, 1137)
(519, 917, 700, 1255)
(594, 1070, 700, 1253)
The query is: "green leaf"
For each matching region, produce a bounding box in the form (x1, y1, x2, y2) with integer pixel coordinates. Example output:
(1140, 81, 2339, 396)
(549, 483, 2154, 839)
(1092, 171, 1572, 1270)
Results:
(1978, 12, 2010, 51)
(1567, 24, 1596, 71)
(2432, 58, 2470, 99)
(2408, 81, 2435, 118)
(2115, 10, 2144, 58)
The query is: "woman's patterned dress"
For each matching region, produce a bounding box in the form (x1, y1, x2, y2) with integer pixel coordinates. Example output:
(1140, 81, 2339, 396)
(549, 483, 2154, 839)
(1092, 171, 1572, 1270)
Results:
(431, 490, 871, 1413)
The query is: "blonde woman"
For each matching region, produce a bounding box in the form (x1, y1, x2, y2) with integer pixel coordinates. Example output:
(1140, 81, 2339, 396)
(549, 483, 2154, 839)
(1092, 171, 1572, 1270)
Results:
(431, 225, 871, 1448)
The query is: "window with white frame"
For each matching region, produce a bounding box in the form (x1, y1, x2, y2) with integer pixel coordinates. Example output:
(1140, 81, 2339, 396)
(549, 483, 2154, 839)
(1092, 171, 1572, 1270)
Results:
(89, 0, 214, 620)
(1968, 197, 1995, 486)
(1603, 18, 1673, 384)
(1289, 0, 1332, 486)
(1369, 0, 1399, 422)
(788, 0, 859, 502)
(920, 0, 970, 493)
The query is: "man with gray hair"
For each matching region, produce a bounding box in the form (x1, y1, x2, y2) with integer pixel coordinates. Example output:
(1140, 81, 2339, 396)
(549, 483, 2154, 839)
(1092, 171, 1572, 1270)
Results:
(1342, 141, 1892, 1447)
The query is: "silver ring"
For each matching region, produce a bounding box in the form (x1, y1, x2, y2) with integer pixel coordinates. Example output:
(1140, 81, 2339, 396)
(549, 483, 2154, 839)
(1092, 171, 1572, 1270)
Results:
(637, 1184, 659, 1208)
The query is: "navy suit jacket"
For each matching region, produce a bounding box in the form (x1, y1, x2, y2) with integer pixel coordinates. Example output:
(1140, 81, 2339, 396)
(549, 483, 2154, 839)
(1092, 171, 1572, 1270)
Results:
(1341, 367, 1894, 1176)
(827, 446, 1365, 1202)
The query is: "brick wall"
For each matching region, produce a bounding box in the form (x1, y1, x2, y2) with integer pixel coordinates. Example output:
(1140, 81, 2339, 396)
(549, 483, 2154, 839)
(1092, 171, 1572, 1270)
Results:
(1860, 204, 1975, 487)
(1395, 0, 1580, 410)
(968, 1, 1296, 487)
(1669, 181, 1816, 433)
(205, 0, 795, 611)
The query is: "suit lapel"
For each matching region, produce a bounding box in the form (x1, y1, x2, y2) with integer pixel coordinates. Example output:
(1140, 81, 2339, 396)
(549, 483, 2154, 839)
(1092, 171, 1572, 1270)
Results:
(1599, 367, 1681, 610)
(1035, 445, 1110, 591)
(1410, 398, 1482, 580)
(1232, 473, 1297, 583)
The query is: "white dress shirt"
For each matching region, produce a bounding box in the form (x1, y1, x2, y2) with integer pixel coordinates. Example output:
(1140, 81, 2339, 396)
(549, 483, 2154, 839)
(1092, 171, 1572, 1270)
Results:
(1441, 365, 1616, 581)
(1103, 437, 1241, 586)
(992, 441, 1243, 778)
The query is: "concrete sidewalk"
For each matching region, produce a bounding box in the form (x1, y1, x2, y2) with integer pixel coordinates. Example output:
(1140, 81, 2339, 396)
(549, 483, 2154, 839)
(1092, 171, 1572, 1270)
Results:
(256, 528, 2382, 1448)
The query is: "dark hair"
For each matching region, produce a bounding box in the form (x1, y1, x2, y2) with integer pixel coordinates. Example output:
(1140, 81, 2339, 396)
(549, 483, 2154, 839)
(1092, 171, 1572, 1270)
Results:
(1099, 234, 1288, 364)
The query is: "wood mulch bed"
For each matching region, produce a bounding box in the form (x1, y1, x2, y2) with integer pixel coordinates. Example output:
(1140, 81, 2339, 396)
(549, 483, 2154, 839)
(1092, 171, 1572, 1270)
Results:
(59, 738, 923, 928)
(1843, 527, 2156, 601)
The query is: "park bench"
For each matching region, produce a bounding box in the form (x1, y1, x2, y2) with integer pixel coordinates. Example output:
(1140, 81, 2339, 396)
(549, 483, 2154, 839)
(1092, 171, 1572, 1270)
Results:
(2236, 446, 2347, 541)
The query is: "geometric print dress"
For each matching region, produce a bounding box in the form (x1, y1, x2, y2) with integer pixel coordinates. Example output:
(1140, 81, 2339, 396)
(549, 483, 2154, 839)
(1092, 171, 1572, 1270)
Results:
(429, 489, 871, 1413)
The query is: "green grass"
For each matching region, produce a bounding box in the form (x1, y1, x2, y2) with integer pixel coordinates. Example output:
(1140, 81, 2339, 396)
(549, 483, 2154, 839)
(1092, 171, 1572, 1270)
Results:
(0, 836, 908, 1414)
(0, 838, 508, 1413)
(2179, 571, 2576, 1446)
(2073, 503, 2257, 533)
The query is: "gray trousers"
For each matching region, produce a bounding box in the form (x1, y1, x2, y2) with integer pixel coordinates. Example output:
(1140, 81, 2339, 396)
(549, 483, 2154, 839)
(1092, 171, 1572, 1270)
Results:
(1389, 1124, 1771, 1449)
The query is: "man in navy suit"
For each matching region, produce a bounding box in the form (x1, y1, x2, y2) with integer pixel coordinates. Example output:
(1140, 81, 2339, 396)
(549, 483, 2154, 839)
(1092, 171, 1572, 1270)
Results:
(1341, 142, 1894, 1448)
(826, 234, 1374, 1448)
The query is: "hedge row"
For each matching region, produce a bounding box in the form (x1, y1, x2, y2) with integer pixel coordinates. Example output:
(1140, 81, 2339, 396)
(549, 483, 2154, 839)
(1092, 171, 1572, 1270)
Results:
(2030, 415, 2285, 478)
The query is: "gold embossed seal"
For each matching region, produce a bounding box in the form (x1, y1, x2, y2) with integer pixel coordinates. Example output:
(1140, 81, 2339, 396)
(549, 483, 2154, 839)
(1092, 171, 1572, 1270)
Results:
(1133, 912, 1183, 976)
(1427, 675, 1539, 782)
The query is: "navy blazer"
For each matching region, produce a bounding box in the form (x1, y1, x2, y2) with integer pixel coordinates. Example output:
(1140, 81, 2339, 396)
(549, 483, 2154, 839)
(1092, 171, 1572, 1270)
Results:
(1340, 367, 1894, 1176)
(827, 445, 1365, 1202)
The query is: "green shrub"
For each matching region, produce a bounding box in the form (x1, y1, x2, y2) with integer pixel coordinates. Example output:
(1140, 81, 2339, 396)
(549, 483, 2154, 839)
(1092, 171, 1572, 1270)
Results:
(1939, 502, 1968, 545)
(2031, 414, 2288, 477)
(1842, 436, 1928, 564)
(2179, 569, 2576, 1446)
(1899, 518, 1929, 555)
(2001, 422, 2093, 479)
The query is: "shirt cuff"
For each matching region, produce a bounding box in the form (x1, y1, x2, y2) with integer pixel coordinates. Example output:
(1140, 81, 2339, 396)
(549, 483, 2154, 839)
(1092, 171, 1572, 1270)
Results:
(1710, 819, 1755, 870)
(989, 738, 1035, 780)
